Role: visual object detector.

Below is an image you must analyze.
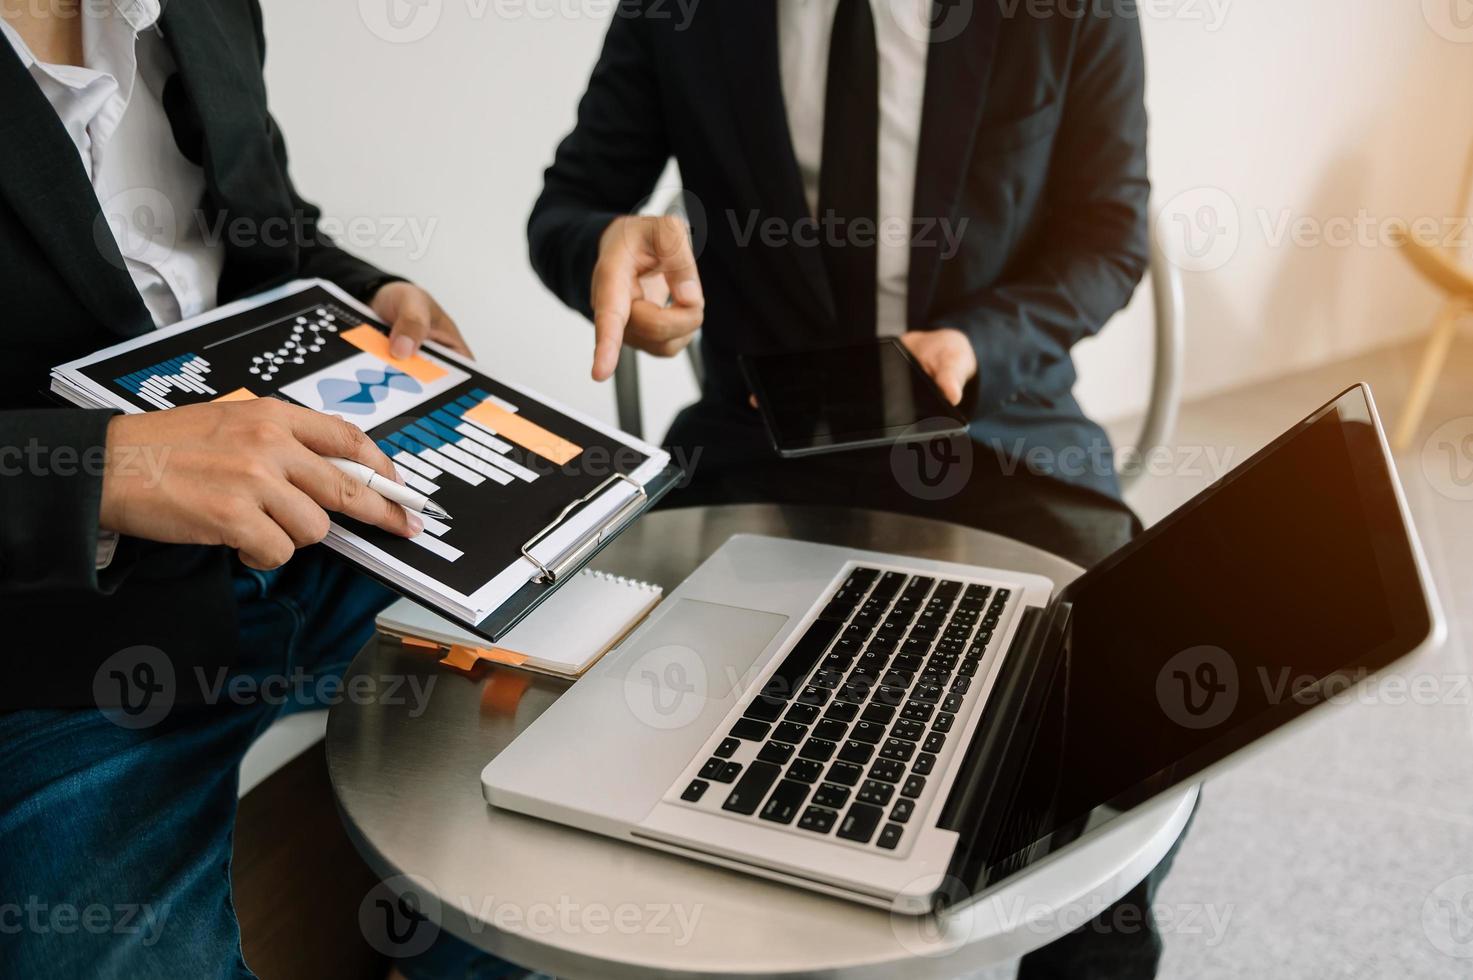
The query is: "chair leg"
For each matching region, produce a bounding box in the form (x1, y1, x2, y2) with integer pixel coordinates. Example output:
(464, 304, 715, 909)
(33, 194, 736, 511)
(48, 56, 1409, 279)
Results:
(1393, 300, 1466, 452)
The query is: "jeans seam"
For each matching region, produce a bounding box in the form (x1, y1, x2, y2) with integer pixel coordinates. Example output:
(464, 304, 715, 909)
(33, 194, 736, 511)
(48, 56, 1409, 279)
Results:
(245, 592, 308, 743)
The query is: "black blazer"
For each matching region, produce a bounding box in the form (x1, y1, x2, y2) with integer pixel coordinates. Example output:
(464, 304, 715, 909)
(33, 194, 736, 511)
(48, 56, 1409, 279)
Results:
(0, 0, 395, 707)
(529, 0, 1150, 500)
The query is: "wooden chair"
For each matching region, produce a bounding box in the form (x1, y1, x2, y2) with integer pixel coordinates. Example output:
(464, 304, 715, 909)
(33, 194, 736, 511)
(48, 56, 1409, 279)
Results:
(1390, 143, 1473, 451)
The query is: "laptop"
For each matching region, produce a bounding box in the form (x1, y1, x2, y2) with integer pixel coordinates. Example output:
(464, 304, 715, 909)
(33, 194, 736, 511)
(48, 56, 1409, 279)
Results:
(482, 385, 1444, 914)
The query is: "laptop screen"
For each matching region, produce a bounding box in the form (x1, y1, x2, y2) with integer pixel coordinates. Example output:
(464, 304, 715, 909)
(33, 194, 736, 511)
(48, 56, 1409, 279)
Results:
(954, 385, 1437, 898)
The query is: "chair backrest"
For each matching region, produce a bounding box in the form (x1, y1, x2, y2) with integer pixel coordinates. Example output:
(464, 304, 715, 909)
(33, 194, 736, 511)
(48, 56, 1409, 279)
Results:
(612, 346, 646, 440)
(611, 202, 1187, 491)
(1117, 211, 1186, 489)
(1456, 133, 1473, 265)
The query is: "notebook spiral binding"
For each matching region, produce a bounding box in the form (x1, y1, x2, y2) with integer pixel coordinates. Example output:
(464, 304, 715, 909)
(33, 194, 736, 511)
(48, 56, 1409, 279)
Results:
(584, 569, 662, 594)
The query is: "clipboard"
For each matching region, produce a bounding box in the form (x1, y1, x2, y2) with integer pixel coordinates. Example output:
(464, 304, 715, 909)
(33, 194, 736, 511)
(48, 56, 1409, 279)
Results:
(49, 277, 684, 642)
(469, 462, 685, 642)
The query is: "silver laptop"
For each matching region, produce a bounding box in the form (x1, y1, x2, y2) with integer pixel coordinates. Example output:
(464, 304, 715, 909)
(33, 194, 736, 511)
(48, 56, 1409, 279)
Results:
(483, 385, 1443, 914)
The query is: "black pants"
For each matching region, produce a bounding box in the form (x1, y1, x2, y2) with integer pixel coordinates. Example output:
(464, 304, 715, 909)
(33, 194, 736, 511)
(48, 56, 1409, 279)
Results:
(659, 416, 1183, 980)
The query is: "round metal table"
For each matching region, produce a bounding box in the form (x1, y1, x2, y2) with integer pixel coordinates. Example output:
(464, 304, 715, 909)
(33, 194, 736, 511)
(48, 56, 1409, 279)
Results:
(328, 504, 1196, 978)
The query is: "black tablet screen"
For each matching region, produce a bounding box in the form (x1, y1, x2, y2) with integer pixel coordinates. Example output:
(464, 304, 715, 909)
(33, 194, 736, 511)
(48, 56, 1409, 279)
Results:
(742, 340, 968, 455)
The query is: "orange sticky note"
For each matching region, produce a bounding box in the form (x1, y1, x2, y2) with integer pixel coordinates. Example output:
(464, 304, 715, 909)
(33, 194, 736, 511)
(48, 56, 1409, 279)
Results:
(440, 645, 483, 671)
(464, 400, 581, 466)
(439, 644, 529, 673)
(339, 324, 448, 383)
(482, 647, 530, 667)
(213, 387, 257, 403)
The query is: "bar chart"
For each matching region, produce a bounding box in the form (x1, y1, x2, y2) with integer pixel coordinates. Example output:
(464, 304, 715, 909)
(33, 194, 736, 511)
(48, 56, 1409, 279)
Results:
(113, 354, 216, 409)
(375, 387, 576, 563)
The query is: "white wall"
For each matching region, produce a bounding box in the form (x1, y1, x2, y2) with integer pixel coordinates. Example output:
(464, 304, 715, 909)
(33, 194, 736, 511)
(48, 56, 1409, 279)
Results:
(261, 0, 1473, 437)
(1075, 0, 1473, 423)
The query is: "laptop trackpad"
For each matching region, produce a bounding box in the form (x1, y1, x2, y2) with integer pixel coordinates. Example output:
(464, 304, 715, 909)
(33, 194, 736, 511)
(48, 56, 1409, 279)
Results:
(609, 599, 791, 705)
(483, 600, 792, 828)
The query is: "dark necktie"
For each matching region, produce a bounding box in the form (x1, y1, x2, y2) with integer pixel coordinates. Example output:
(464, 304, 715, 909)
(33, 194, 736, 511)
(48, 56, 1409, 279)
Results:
(817, 0, 880, 340)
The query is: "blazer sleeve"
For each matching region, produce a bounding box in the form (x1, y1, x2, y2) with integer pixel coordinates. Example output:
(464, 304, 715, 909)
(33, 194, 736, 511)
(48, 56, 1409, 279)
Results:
(248, 0, 403, 303)
(0, 408, 126, 595)
(940, 6, 1151, 417)
(527, 4, 673, 317)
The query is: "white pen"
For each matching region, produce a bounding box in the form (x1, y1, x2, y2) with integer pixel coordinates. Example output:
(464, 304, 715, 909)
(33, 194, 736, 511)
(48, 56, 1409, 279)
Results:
(325, 457, 453, 521)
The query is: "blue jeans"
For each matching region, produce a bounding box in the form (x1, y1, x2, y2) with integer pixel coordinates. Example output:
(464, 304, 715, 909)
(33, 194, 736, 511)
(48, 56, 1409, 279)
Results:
(0, 550, 511, 979)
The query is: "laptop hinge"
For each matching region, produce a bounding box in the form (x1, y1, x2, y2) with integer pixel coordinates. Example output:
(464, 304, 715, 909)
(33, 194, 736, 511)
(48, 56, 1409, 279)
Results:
(933, 598, 1072, 906)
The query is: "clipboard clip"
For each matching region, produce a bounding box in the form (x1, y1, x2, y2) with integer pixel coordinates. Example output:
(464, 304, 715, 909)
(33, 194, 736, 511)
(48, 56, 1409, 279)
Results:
(521, 472, 647, 584)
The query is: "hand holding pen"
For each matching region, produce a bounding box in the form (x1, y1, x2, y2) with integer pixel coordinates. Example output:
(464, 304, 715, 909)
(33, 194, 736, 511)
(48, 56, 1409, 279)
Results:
(325, 457, 452, 520)
(99, 400, 446, 571)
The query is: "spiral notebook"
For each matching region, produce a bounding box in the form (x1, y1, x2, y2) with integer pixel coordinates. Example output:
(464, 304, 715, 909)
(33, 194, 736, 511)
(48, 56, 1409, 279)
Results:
(376, 568, 663, 678)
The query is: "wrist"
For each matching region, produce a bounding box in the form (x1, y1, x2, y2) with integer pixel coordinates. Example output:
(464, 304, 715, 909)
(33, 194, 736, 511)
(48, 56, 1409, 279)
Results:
(360, 275, 407, 306)
(98, 414, 138, 534)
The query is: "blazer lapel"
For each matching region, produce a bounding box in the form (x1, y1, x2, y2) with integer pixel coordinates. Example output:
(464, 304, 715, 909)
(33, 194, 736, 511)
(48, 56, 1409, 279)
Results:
(907, 0, 1002, 329)
(158, 0, 295, 291)
(717, 0, 835, 326)
(0, 44, 152, 336)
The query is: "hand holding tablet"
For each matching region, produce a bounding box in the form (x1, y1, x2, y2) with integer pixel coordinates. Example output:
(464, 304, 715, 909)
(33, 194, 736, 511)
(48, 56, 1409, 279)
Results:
(740, 338, 971, 458)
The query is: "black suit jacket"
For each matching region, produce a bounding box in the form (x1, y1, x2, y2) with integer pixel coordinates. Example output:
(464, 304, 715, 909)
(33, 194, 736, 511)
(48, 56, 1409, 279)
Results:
(0, 0, 395, 707)
(529, 0, 1150, 500)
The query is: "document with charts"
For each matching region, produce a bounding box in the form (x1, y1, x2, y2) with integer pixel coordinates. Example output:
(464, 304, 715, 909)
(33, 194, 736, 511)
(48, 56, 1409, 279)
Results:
(51, 279, 678, 637)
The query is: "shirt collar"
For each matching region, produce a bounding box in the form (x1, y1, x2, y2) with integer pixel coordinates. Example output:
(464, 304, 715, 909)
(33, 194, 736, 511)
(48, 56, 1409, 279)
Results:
(0, 0, 161, 70)
(0, 0, 161, 73)
(0, 17, 37, 70)
(111, 0, 162, 34)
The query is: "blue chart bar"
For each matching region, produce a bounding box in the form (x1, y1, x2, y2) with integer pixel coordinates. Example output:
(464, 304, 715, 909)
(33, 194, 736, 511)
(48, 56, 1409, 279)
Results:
(383, 392, 539, 487)
(370, 433, 464, 562)
(450, 388, 519, 415)
(376, 445, 439, 496)
(442, 389, 521, 425)
(362, 389, 538, 565)
(384, 431, 483, 486)
(115, 353, 215, 409)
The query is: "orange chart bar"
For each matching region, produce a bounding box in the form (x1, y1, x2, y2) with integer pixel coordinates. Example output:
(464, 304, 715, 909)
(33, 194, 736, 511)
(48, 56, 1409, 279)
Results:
(464, 399, 582, 466)
(339, 324, 449, 383)
(212, 387, 257, 402)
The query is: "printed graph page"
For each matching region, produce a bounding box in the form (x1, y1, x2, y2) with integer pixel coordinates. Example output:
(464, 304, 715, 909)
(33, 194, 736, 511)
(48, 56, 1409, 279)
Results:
(58, 281, 671, 617)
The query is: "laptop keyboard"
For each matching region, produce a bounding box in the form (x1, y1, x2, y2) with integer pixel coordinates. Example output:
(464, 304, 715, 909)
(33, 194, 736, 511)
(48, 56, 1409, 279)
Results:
(670, 565, 1015, 854)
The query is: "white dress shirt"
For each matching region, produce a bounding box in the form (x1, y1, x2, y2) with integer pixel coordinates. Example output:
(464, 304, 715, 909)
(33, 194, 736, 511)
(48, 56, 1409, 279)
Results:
(778, 0, 930, 338)
(0, 0, 222, 328)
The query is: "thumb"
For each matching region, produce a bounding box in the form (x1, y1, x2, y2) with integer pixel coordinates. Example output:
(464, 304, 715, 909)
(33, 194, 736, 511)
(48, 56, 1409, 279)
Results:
(653, 216, 704, 309)
(929, 350, 968, 407)
(382, 288, 432, 360)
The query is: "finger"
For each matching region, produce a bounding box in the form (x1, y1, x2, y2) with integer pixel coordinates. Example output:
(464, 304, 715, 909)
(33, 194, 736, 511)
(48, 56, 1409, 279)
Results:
(284, 407, 400, 483)
(591, 253, 636, 382)
(431, 311, 473, 357)
(387, 290, 434, 360)
(232, 509, 297, 571)
(626, 300, 703, 345)
(638, 270, 671, 308)
(930, 354, 967, 406)
(261, 483, 333, 549)
(287, 451, 422, 538)
(653, 216, 704, 309)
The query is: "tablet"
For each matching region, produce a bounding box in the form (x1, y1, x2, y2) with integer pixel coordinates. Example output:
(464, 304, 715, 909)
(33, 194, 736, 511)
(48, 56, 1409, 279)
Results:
(739, 339, 970, 458)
